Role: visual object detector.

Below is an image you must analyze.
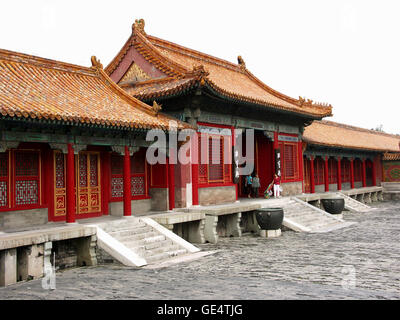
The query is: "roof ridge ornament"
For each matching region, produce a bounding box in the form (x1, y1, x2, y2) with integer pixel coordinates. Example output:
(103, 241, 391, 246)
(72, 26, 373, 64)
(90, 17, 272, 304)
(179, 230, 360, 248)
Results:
(152, 101, 162, 115)
(133, 19, 146, 35)
(91, 56, 103, 70)
(187, 65, 209, 78)
(237, 56, 246, 70)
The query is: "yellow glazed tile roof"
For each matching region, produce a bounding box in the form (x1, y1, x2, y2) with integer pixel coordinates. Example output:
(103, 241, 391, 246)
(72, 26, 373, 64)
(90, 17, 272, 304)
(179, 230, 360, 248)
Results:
(0, 48, 189, 131)
(106, 19, 333, 119)
(304, 120, 400, 152)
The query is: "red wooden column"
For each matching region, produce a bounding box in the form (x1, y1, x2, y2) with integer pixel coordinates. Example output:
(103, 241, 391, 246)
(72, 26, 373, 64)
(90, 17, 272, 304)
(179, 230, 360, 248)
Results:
(123, 146, 132, 216)
(350, 158, 355, 189)
(372, 157, 377, 186)
(298, 141, 304, 191)
(66, 143, 76, 223)
(310, 156, 315, 194)
(362, 159, 367, 187)
(337, 157, 342, 191)
(101, 152, 111, 215)
(324, 156, 329, 192)
(191, 134, 199, 206)
(168, 152, 175, 211)
(232, 127, 238, 201)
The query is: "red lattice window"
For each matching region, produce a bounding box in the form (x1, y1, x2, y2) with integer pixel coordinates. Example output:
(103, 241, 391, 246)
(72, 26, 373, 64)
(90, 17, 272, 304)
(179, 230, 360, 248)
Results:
(197, 132, 232, 185)
(341, 158, 351, 183)
(131, 149, 146, 197)
(198, 135, 208, 184)
(208, 136, 224, 182)
(89, 154, 99, 187)
(354, 159, 363, 182)
(328, 158, 337, 184)
(110, 154, 124, 199)
(14, 151, 40, 206)
(110, 149, 147, 200)
(314, 157, 325, 185)
(0, 152, 9, 208)
(279, 142, 298, 181)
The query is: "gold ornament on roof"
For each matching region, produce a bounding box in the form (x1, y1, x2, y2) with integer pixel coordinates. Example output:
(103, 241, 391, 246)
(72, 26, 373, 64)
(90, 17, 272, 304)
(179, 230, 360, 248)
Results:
(91, 56, 103, 70)
(237, 56, 246, 69)
(133, 19, 146, 34)
(152, 101, 162, 115)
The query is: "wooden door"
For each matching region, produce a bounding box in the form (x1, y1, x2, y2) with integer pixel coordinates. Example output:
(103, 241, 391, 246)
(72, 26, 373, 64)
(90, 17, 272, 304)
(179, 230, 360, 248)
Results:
(76, 152, 101, 215)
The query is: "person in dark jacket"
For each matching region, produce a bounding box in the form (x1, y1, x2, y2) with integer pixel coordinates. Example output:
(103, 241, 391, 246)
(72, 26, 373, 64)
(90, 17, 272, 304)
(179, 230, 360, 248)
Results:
(252, 173, 260, 198)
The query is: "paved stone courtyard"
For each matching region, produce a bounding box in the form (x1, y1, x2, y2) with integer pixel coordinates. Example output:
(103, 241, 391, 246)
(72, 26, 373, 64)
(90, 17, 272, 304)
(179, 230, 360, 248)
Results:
(1, 201, 399, 300)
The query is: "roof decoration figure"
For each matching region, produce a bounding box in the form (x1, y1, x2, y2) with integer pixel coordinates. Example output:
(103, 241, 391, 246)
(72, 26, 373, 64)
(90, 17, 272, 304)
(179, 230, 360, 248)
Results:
(91, 56, 103, 70)
(152, 101, 162, 115)
(237, 56, 246, 70)
(133, 19, 146, 34)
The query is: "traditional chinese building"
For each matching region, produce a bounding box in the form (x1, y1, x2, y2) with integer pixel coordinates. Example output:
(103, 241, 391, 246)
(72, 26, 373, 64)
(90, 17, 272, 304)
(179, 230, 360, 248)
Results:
(302, 120, 400, 193)
(105, 19, 333, 206)
(0, 48, 189, 230)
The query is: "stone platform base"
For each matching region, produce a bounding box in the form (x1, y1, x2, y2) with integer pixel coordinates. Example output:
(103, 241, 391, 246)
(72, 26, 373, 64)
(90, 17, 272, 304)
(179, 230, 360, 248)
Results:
(260, 229, 281, 238)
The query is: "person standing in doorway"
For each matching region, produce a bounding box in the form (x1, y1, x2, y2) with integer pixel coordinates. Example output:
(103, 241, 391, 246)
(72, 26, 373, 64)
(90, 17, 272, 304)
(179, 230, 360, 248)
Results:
(273, 173, 281, 198)
(252, 173, 260, 198)
(246, 174, 253, 198)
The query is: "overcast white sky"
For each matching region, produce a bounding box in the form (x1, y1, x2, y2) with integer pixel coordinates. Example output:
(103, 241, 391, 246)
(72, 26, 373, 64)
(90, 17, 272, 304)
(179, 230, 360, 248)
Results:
(1, 0, 399, 134)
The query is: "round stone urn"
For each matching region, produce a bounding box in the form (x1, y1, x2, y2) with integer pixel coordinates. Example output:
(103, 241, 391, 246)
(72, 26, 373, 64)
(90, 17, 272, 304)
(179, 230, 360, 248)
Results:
(321, 198, 345, 215)
(255, 208, 284, 230)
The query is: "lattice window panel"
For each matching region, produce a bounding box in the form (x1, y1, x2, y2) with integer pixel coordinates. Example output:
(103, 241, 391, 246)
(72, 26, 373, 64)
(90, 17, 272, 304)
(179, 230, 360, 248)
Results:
(314, 158, 325, 185)
(79, 154, 88, 187)
(0, 181, 7, 207)
(282, 143, 296, 180)
(0, 153, 8, 177)
(55, 152, 65, 189)
(89, 154, 99, 187)
(198, 135, 208, 184)
(111, 177, 124, 198)
(354, 160, 363, 182)
(111, 154, 123, 175)
(0, 152, 8, 208)
(131, 150, 145, 174)
(328, 158, 338, 184)
(15, 180, 38, 205)
(131, 176, 145, 196)
(208, 136, 224, 182)
(341, 159, 351, 183)
(15, 152, 38, 176)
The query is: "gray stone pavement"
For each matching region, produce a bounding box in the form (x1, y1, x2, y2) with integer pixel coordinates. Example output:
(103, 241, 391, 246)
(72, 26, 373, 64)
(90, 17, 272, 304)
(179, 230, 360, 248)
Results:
(1, 201, 400, 300)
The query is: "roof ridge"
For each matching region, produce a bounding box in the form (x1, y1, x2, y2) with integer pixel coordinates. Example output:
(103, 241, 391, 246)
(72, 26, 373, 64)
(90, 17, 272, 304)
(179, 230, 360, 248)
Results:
(0, 48, 96, 77)
(146, 34, 244, 73)
(243, 68, 332, 111)
(318, 120, 400, 138)
(119, 75, 196, 88)
(133, 31, 188, 76)
(91, 56, 160, 117)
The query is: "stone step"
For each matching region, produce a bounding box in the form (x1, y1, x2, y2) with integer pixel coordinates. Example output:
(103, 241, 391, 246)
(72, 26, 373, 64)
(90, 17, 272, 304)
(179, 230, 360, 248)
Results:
(100, 219, 145, 230)
(124, 238, 173, 253)
(110, 230, 160, 242)
(143, 243, 182, 259)
(107, 225, 153, 235)
(284, 209, 321, 219)
(284, 209, 317, 217)
(145, 249, 188, 264)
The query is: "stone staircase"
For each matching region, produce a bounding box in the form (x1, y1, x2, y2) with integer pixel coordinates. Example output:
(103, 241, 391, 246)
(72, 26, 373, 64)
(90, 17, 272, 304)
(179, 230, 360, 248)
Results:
(281, 197, 355, 233)
(336, 192, 372, 212)
(90, 217, 200, 267)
